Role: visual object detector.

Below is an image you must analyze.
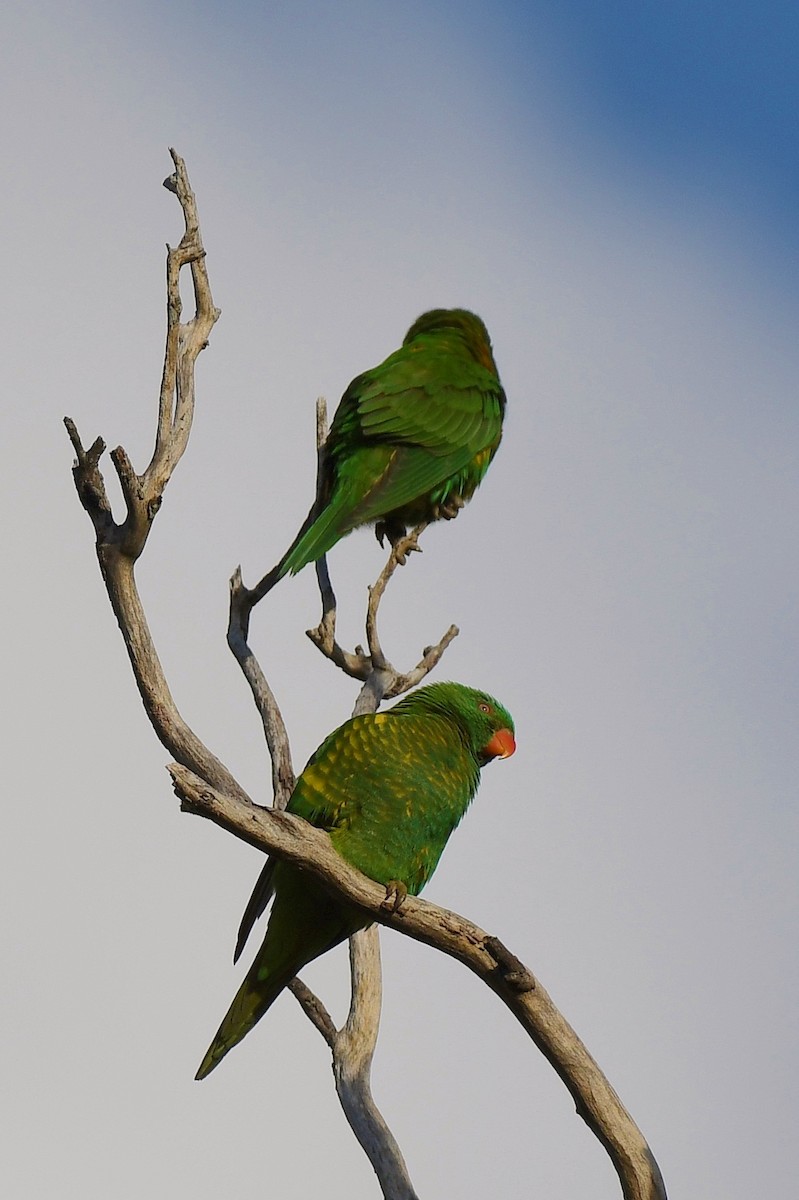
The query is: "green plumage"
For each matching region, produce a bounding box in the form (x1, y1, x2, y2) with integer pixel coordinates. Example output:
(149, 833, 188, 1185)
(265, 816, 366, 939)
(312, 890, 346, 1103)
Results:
(195, 682, 515, 1080)
(273, 309, 506, 580)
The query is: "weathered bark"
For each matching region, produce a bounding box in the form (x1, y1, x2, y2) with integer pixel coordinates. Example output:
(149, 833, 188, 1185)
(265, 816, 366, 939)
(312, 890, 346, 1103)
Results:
(225, 397, 451, 1198)
(66, 151, 667, 1200)
(172, 765, 667, 1200)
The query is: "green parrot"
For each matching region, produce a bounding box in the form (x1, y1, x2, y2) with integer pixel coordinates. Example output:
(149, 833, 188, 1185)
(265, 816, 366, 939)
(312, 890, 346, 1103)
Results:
(260, 309, 506, 590)
(195, 681, 515, 1080)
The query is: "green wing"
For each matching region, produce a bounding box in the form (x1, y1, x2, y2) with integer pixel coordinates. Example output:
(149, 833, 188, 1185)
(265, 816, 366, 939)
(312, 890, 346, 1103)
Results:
(234, 718, 373, 960)
(277, 325, 506, 574)
(326, 340, 505, 525)
(330, 335, 504, 457)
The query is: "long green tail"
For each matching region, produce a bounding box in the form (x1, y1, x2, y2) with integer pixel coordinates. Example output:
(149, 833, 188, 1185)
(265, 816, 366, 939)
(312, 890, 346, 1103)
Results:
(195, 959, 296, 1080)
(196, 870, 360, 1080)
(277, 491, 355, 577)
(249, 491, 356, 604)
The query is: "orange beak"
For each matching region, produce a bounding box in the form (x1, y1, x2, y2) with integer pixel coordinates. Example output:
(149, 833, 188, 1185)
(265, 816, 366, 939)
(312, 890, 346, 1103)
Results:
(483, 727, 516, 760)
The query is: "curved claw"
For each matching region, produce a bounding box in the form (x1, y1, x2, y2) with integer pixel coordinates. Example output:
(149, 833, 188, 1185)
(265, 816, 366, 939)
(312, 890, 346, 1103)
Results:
(375, 518, 407, 549)
(437, 496, 466, 521)
(381, 880, 409, 914)
(391, 532, 423, 566)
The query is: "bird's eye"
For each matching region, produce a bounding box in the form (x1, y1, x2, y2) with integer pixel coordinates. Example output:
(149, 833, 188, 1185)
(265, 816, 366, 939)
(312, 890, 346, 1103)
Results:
(479, 702, 491, 713)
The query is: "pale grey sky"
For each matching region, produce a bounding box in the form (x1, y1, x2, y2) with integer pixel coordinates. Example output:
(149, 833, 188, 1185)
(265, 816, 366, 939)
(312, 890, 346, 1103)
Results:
(2, 3, 796, 1198)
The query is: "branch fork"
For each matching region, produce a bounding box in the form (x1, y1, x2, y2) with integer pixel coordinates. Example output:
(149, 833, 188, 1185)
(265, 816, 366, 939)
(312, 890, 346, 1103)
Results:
(305, 521, 460, 694)
(66, 152, 667, 1200)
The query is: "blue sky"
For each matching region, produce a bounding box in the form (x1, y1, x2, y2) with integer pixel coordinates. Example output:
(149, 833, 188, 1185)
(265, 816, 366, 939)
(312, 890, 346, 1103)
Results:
(514, 3, 799, 235)
(2, 3, 797, 1198)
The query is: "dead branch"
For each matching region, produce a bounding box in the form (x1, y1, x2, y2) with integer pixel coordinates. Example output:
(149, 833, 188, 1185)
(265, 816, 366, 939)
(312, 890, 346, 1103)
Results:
(172, 764, 667, 1200)
(224, 395, 448, 1198)
(66, 152, 419, 1198)
(227, 579, 421, 1196)
(304, 520, 460, 694)
(67, 152, 667, 1200)
(64, 151, 242, 801)
(334, 927, 419, 1200)
(228, 564, 295, 808)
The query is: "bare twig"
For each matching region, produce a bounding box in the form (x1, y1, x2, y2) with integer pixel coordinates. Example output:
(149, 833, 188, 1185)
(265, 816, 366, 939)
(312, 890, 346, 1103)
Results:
(305, 528, 460, 694)
(68, 154, 667, 1200)
(333, 927, 420, 1200)
(287, 978, 337, 1047)
(310, 399, 338, 652)
(224, 398, 422, 1197)
(228, 565, 295, 808)
(64, 152, 240, 799)
(172, 764, 667, 1200)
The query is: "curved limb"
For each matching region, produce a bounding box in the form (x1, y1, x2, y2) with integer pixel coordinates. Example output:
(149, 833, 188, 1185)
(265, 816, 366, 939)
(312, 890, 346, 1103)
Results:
(64, 152, 240, 801)
(68, 154, 667, 1200)
(174, 764, 668, 1200)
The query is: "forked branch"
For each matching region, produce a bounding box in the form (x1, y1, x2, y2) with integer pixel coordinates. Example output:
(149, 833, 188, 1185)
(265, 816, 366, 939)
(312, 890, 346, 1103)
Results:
(67, 153, 666, 1200)
(67, 151, 422, 1199)
(225, 396, 457, 1199)
(173, 765, 667, 1200)
(64, 151, 240, 799)
(304, 523, 460, 694)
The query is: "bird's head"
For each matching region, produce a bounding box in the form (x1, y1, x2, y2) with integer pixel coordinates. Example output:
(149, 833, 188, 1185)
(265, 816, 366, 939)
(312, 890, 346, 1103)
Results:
(403, 308, 499, 376)
(398, 681, 515, 767)
(469, 694, 516, 766)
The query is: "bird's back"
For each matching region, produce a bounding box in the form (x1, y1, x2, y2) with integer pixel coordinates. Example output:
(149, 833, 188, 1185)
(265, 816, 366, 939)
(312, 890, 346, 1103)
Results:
(290, 710, 480, 896)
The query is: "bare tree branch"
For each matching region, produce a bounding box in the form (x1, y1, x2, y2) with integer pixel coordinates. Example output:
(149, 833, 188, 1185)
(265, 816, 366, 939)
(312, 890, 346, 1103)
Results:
(287, 978, 337, 1047)
(224, 386, 469, 1196)
(65, 150, 429, 1198)
(224, 386, 434, 1194)
(64, 151, 239, 798)
(67, 152, 667, 1200)
(333, 928, 420, 1200)
(172, 764, 667, 1200)
(304, 523, 460, 695)
(227, 575, 417, 1196)
(228, 564, 296, 808)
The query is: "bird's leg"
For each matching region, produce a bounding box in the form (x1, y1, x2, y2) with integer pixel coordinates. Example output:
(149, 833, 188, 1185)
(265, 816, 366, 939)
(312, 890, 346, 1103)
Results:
(437, 495, 466, 521)
(390, 530, 424, 566)
(374, 516, 407, 549)
(381, 880, 409, 914)
(374, 517, 425, 565)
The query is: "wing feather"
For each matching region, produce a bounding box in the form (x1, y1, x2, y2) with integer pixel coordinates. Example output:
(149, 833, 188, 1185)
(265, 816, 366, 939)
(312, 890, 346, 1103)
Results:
(328, 331, 505, 459)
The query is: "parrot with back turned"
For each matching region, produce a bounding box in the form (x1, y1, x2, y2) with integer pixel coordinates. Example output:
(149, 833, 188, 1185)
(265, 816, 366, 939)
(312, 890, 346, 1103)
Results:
(195, 681, 515, 1080)
(259, 309, 506, 590)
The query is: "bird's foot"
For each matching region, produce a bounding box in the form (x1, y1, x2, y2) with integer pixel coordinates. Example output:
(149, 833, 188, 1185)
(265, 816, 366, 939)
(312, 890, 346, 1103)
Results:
(375, 519, 424, 564)
(391, 530, 423, 566)
(375, 518, 407, 549)
(381, 880, 409, 914)
(437, 495, 466, 521)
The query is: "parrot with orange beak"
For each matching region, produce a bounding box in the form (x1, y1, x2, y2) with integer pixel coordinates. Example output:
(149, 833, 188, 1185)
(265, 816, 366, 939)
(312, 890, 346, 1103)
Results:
(196, 681, 515, 1079)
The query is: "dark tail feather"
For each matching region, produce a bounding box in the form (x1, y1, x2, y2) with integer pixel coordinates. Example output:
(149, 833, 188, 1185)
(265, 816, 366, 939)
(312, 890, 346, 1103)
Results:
(276, 489, 359, 578)
(197, 880, 361, 1081)
(245, 504, 317, 607)
(234, 858, 276, 964)
(247, 485, 356, 603)
(195, 963, 294, 1081)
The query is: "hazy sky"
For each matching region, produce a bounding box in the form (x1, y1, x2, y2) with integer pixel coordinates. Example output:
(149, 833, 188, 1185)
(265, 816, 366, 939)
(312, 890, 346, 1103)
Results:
(2, 3, 797, 1198)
